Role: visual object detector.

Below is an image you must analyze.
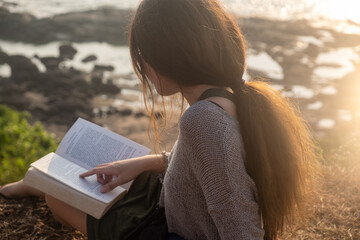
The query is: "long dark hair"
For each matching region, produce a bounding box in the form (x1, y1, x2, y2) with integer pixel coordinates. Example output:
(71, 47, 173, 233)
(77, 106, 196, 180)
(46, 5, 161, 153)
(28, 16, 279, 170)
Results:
(129, 0, 315, 239)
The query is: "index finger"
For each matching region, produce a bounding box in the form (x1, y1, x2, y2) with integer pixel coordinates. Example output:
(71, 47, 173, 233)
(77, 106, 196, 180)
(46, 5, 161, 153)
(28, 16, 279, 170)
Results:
(79, 169, 97, 178)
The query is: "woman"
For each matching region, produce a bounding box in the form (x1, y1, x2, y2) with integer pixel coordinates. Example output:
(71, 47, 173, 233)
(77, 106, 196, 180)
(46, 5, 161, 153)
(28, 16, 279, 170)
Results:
(0, 0, 314, 239)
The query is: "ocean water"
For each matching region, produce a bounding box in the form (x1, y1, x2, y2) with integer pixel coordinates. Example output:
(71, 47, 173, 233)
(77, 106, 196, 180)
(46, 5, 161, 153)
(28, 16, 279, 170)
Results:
(2, 0, 360, 27)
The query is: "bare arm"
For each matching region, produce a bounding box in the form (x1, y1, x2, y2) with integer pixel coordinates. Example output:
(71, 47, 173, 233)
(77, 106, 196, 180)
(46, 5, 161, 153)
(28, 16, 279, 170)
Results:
(80, 154, 166, 193)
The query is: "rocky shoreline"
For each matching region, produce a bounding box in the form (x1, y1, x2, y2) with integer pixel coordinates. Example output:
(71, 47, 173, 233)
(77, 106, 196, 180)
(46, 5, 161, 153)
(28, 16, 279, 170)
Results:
(0, 6, 360, 141)
(0, 7, 132, 45)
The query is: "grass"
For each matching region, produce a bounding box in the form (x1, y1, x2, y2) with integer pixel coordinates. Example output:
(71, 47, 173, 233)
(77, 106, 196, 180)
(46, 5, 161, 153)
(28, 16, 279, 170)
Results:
(281, 131, 360, 239)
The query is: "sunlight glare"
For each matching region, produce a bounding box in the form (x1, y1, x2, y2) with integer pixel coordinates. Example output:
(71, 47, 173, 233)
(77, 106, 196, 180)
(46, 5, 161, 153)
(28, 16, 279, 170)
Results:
(313, 0, 360, 23)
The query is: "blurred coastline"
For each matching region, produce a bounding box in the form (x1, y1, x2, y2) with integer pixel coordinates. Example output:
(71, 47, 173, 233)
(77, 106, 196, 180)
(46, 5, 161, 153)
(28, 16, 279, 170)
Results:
(0, 3, 359, 149)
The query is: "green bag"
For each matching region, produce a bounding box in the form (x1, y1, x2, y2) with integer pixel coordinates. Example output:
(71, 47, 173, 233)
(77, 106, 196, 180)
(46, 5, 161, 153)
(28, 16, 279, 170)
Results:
(87, 171, 163, 240)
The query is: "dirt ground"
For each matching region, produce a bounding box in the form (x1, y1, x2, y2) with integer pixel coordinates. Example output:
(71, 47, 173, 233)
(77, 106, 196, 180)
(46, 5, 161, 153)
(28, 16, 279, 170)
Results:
(0, 196, 85, 240)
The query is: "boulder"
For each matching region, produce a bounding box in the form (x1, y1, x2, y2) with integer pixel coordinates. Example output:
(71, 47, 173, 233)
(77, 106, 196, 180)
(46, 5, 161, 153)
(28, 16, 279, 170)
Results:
(91, 75, 120, 95)
(93, 64, 115, 72)
(59, 43, 77, 59)
(39, 56, 63, 71)
(304, 43, 320, 58)
(7, 55, 39, 80)
(82, 54, 97, 63)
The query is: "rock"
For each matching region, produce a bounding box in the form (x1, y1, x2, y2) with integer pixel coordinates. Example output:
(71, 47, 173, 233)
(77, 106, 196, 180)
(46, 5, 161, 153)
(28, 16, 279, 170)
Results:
(39, 56, 63, 71)
(0, 51, 97, 127)
(0, 7, 36, 41)
(59, 43, 77, 59)
(1, 1, 18, 7)
(82, 54, 97, 63)
(0, 50, 120, 128)
(91, 74, 103, 85)
(118, 108, 132, 116)
(6, 55, 39, 80)
(281, 54, 313, 85)
(135, 111, 147, 118)
(304, 43, 320, 58)
(91, 75, 120, 95)
(0, 7, 132, 45)
(0, 49, 9, 64)
(93, 64, 115, 72)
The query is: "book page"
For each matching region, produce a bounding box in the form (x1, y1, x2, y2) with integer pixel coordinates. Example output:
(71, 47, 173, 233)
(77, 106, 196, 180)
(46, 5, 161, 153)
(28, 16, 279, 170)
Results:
(31, 153, 124, 203)
(56, 118, 150, 170)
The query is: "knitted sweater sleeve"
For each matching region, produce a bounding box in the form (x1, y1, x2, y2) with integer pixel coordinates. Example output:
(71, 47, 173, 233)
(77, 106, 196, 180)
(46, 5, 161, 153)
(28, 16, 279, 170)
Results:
(180, 103, 263, 239)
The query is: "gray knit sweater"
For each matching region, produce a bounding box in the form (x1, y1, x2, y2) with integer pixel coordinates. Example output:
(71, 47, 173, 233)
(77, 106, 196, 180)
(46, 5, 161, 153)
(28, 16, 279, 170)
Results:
(160, 100, 264, 239)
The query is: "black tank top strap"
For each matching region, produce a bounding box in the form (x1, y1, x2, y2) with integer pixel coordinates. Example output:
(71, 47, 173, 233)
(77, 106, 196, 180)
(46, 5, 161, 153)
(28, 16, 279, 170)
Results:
(197, 88, 235, 102)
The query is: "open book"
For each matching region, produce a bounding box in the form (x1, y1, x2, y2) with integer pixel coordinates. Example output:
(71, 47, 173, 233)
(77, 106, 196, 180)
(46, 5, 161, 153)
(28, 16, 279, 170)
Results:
(23, 118, 150, 219)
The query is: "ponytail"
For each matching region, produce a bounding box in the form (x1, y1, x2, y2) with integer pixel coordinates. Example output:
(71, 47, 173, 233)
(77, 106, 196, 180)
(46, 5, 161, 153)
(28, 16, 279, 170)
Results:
(232, 80, 315, 239)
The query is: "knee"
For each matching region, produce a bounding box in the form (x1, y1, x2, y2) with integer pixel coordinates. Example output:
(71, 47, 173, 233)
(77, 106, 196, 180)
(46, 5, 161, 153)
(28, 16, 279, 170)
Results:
(45, 194, 58, 211)
(45, 194, 68, 225)
(44, 194, 87, 233)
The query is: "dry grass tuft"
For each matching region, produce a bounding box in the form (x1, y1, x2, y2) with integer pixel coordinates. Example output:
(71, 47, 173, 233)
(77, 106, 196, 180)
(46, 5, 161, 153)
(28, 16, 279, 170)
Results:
(281, 135, 360, 240)
(282, 167, 360, 239)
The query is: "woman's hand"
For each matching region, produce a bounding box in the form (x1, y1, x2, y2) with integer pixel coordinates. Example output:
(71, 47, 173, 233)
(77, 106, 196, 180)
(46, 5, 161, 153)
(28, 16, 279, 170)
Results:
(79, 154, 166, 193)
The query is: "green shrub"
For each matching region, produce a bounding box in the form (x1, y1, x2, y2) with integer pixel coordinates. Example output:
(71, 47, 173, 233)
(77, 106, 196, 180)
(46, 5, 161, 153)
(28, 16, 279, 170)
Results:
(0, 105, 58, 185)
